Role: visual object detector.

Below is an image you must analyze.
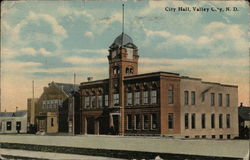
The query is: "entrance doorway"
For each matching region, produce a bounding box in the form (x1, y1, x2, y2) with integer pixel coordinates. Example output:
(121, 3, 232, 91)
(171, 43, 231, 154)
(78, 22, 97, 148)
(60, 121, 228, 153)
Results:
(112, 115, 119, 135)
(87, 117, 95, 134)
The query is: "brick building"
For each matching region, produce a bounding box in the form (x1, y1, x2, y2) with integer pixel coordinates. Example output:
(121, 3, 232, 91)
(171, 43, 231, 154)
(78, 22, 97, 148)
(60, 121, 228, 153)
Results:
(36, 82, 80, 134)
(79, 32, 238, 139)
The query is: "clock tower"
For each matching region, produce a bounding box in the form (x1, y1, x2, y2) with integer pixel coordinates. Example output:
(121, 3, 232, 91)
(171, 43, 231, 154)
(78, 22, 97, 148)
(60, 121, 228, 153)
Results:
(107, 32, 139, 135)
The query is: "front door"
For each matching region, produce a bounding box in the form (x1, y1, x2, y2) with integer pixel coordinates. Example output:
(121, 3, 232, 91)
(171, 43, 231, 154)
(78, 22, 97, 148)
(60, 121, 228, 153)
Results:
(87, 117, 95, 134)
(113, 115, 119, 135)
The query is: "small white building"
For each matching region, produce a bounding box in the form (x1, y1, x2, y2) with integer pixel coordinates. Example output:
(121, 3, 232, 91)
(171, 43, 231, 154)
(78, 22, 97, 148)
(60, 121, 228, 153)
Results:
(0, 110, 27, 133)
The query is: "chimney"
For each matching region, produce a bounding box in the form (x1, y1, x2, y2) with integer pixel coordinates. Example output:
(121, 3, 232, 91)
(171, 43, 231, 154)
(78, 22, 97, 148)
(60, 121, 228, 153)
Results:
(240, 102, 243, 107)
(87, 77, 93, 82)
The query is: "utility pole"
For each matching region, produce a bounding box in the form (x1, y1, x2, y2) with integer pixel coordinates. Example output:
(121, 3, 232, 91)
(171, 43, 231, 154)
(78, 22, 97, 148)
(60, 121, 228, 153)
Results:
(72, 73, 76, 135)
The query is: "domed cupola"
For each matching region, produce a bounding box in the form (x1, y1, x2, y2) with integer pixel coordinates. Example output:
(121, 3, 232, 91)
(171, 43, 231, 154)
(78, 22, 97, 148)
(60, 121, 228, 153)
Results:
(109, 33, 137, 49)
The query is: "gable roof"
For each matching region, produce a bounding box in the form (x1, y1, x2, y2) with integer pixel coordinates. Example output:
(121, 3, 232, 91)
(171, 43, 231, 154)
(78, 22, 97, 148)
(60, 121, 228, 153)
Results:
(238, 106, 250, 121)
(53, 82, 79, 95)
(0, 110, 27, 117)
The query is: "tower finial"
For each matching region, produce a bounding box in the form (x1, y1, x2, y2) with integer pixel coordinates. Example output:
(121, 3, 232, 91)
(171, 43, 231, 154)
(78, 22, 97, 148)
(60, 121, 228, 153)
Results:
(122, 4, 124, 34)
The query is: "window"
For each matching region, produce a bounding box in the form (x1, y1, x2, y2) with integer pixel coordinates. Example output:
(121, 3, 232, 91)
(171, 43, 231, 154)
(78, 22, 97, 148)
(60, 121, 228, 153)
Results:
(91, 96, 96, 108)
(98, 96, 103, 108)
(202, 135, 206, 139)
(151, 90, 157, 104)
(184, 91, 189, 105)
(168, 113, 174, 129)
(51, 118, 54, 127)
(185, 113, 189, 129)
(105, 95, 108, 107)
(210, 93, 215, 106)
(113, 93, 119, 106)
(227, 134, 231, 139)
(212, 135, 216, 139)
(134, 91, 140, 105)
(191, 113, 196, 129)
(127, 92, 132, 106)
(226, 114, 230, 128)
(195, 135, 200, 139)
(143, 115, 150, 130)
(143, 91, 148, 104)
(226, 94, 230, 107)
(168, 88, 174, 104)
(85, 97, 89, 108)
(201, 92, 205, 102)
(201, 114, 206, 129)
(16, 121, 21, 131)
(6, 121, 12, 130)
(211, 114, 215, 129)
(219, 135, 223, 139)
(185, 136, 189, 138)
(135, 114, 141, 130)
(219, 114, 223, 128)
(218, 93, 222, 106)
(191, 91, 195, 105)
(151, 113, 157, 129)
(42, 101, 46, 109)
(127, 114, 132, 130)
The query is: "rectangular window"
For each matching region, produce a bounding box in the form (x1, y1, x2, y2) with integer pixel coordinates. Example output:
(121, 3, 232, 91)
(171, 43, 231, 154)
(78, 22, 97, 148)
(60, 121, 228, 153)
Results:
(185, 113, 189, 129)
(219, 135, 223, 139)
(127, 92, 132, 106)
(113, 93, 119, 106)
(168, 88, 174, 104)
(6, 121, 12, 130)
(226, 94, 230, 107)
(105, 95, 108, 107)
(184, 91, 189, 105)
(227, 134, 231, 139)
(151, 90, 157, 104)
(201, 114, 206, 129)
(218, 93, 222, 106)
(211, 114, 215, 129)
(210, 93, 215, 106)
(168, 113, 174, 129)
(212, 135, 216, 139)
(151, 113, 157, 129)
(219, 114, 223, 128)
(42, 101, 46, 109)
(226, 114, 230, 128)
(51, 118, 54, 127)
(127, 114, 132, 130)
(143, 115, 150, 130)
(16, 121, 21, 131)
(98, 96, 103, 108)
(201, 92, 205, 103)
(135, 114, 141, 130)
(191, 91, 195, 105)
(135, 92, 140, 105)
(202, 135, 206, 139)
(85, 97, 89, 108)
(191, 113, 196, 129)
(91, 96, 96, 108)
(143, 91, 148, 104)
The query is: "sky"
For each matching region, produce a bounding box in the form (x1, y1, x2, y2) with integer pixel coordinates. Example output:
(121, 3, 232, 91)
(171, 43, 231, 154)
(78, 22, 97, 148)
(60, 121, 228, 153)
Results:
(1, 0, 249, 112)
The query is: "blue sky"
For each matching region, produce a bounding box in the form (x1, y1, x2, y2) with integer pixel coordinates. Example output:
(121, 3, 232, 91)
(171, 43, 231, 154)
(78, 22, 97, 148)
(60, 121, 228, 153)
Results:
(1, 0, 249, 111)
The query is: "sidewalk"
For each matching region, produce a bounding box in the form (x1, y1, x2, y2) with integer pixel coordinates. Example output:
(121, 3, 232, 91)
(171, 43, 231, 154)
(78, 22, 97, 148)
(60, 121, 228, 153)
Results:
(0, 148, 122, 160)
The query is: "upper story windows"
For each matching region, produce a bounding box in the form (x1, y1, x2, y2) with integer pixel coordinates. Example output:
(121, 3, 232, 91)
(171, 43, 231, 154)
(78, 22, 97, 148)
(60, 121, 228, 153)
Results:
(168, 87, 174, 104)
(210, 93, 215, 106)
(113, 93, 119, 106)
(191, 91, 195, 105)
(151, 90, 157, 104)
(184, 91, 189, 105)
(218, 93, 223, 106)
(42, 99, 62, 110)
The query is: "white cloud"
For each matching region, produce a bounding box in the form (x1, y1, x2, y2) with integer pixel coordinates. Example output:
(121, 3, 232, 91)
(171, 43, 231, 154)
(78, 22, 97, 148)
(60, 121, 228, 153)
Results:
(38, 48, 51, 56)
(84, 31, 94, 38)
(20, 48, 37, 55)
(63, 56, 107, 65)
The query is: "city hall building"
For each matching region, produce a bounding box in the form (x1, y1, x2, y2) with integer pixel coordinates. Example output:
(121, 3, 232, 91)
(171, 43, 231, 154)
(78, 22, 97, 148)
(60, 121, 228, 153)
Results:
(79, 32, 238, 139)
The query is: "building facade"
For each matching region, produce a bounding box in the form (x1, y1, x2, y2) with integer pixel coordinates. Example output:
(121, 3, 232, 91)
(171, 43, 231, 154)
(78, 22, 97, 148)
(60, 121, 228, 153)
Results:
(79, 32, 239, 139)
(0, 110, 27, 133)
(36, 82, 79, 134)
(180, 77, 238, 139)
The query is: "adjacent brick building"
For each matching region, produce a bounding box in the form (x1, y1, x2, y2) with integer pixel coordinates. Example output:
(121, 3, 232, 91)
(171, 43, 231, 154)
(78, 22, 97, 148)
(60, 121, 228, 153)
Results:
(79, 32, 239, 139)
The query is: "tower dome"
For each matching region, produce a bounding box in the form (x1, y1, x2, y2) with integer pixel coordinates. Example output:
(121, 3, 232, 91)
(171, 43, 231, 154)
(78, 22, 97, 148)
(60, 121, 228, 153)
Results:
(109, 33, 137, 49)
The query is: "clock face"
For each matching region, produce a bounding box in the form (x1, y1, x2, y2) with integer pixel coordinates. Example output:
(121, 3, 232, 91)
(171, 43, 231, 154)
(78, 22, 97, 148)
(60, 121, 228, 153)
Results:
(127, 48, 133, 59)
